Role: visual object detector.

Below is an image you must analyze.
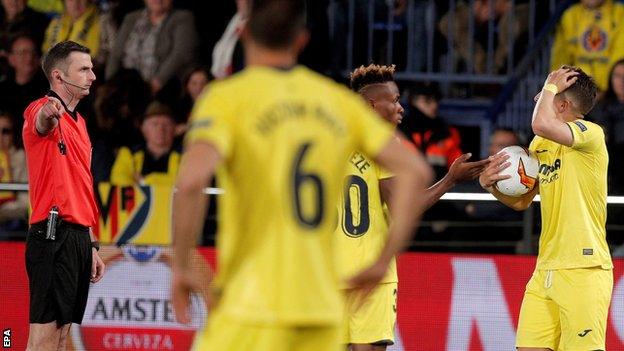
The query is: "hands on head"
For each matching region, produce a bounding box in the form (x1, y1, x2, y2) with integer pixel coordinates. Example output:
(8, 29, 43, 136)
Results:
(547, 67, 580, 93)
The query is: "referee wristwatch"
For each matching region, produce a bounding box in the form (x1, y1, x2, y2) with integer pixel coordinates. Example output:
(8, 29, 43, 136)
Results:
(91, 241, 100, 252)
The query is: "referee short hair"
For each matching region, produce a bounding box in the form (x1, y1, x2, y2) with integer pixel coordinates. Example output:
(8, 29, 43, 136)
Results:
(42, 40, 90, 80)
(247, 0, 306, 49)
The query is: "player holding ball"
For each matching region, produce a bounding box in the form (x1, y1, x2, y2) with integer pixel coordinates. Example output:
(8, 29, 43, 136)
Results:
(480, 66, 612, 351)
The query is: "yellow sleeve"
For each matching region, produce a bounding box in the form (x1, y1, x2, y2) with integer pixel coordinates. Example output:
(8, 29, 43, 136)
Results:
(376, 164, 393, 180)
(341, 89, 394, 160)
(185, 85, 234, 159)
(528, 136, 539, 153)
(567, 120, 603, 152)
(110, 147, 137, 185)
(550, 9, 574, 71)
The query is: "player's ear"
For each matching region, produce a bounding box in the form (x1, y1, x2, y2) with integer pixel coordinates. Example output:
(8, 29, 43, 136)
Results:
(293, 29, 310, 55)
(52, 69, 62, 83)
(552, 95, 566, 114)
(562, 98, 574, 114)
(367, 98, 375, 108)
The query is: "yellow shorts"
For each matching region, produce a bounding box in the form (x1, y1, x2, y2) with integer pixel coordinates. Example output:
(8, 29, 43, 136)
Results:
(516, 267, 613, 350)
(192, 311, 342, 351)
(342, 282, 397, 345)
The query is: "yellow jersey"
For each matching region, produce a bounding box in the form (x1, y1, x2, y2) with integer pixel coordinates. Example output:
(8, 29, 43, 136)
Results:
(186, 65, 395, 326)
(550, 0, 624, 91)
(43, 4, 101, 57)
(529, 120, 612, 270)
(335, 152, 397, 288)
(109, 146, 181, 186)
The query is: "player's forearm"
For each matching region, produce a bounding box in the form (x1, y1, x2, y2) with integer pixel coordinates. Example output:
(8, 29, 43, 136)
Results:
(531, 90, 558, 136)
(483, 184, 534, 211)
(172, 143, 220, 270)
(172, 185, 209, 270)
(35, 111, 56, 135)
(421, 175, 455, 211)
(378, 166, 431, 264)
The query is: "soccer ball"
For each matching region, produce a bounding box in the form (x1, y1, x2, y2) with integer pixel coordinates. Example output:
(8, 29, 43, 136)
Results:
(495, 145, 539, 197)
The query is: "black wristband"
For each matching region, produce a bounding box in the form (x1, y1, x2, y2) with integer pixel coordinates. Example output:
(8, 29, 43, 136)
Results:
(91, 241, 100, 251)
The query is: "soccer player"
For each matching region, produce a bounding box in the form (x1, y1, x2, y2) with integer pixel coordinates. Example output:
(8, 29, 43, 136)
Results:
(339, 64, 488, 351)
(480, 66, 612, 351)
(170, 1, 433, 350)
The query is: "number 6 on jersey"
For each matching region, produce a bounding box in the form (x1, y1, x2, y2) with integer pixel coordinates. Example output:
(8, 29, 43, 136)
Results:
(291, 143, 325, 228)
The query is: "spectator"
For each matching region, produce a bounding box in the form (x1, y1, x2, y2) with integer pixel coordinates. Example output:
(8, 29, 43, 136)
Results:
(0, 0, 48, 51)
(488, 127, 521, 155)
(399, 82, 463, 180)
(93, 0, 122, 66)
(110, 101, 180, 186)
(42, 0, 102, 58)
(0, 112, 28, 234)
(105, 0, 199, 96)
(439, 0, 529, 74)
(175, 66, 211, 134)
(211, 0, 247, 79)
(90, 69, 150, 182)
(0, 34, 48, 140)
(551, 0, 624, 91)
(589, 58, 624, 194)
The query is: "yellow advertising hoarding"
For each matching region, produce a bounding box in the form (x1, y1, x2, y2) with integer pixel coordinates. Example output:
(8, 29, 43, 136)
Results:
(94, 183, 173, 245)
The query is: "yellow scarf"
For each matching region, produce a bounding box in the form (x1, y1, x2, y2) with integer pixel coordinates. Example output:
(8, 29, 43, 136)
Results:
(42, 4, 100, 56)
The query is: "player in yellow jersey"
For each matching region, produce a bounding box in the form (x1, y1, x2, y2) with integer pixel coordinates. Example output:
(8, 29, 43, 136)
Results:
(169, 1, 434, 350)
(480, 66, 612, 351)
(339, 64, 489, 351)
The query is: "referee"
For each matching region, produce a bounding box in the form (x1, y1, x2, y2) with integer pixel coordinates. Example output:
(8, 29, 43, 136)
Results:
(22, 41, 104, 351)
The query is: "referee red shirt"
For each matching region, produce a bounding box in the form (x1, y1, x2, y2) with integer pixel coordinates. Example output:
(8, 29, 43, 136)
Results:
(23, 94, 99, 227)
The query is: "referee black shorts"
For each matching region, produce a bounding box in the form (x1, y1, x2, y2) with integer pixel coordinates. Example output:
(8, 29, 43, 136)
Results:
(25, 220, 92, 325)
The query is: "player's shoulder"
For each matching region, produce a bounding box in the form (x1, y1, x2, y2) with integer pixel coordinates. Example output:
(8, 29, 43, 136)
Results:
(193, 73, 246, 111)
(529, 134, 547, 149)
(570, 119, 603, 135)
(204, 71, 247, 94)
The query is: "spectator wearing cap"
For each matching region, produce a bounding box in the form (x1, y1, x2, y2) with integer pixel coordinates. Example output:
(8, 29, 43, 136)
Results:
(399, 82, 463, 180)
(110, 101, 180, 186)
